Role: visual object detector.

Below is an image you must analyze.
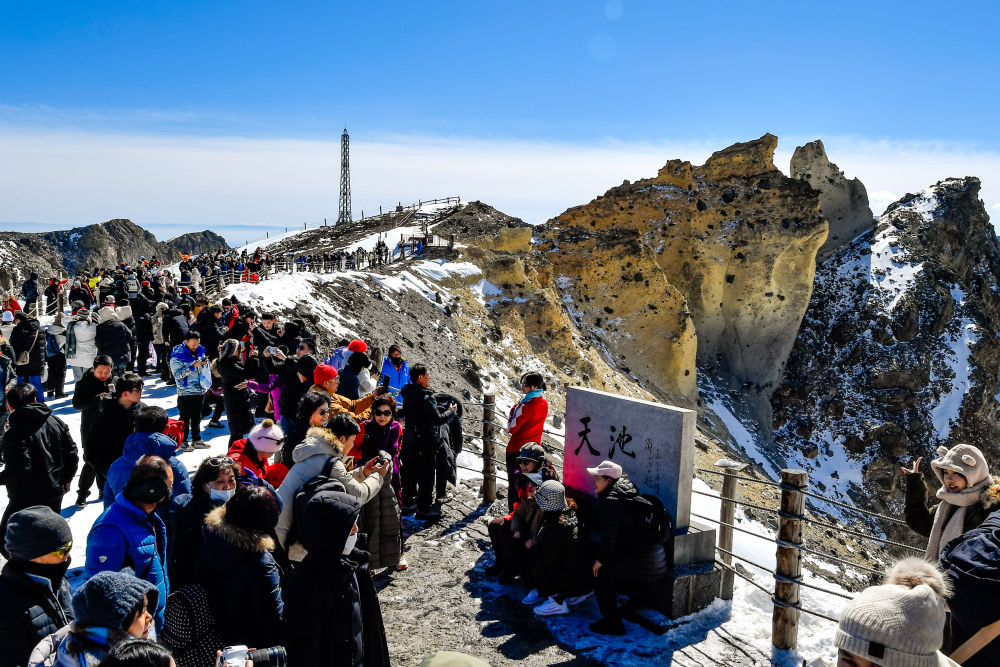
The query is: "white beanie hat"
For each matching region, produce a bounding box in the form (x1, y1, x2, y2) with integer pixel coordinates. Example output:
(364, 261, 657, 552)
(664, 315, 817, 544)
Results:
(1, 311, 12, 323)
(835, 558, 952, 667)
(248, 419, 284, 454)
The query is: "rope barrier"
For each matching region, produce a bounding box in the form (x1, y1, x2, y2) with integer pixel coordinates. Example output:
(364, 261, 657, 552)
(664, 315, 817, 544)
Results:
(770, 597, 839, 624)
(714, 546, 775, 575)
(799, 488, 909, 527)
(771, 572, 853, 600)
(690, 512, 775, 545)
(714, 559, 773, 597)
(694, 467, 782, 488)
(715, 559, 840, 624)
(801, 515, 923, 554)
(691, 489, 782, 517)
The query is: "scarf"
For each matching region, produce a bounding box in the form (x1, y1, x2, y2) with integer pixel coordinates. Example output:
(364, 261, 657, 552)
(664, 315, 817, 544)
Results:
(925, 478, 990, 559)
(516, 389, 544, 406)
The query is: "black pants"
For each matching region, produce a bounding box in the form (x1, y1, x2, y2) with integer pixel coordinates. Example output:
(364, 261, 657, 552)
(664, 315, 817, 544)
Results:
(402, 444, 437, 511)
(177, 393, 204, 443)
(154, 343, 168, 373)
(0, 493, 62, 558)
(137, 335, 153, 374)
(45, 354, 67, 395)
(596, 566, 646, 622)
(203, 393, 224, 421)
(76, 463, 106, 501)
(506, 451, 520, 511)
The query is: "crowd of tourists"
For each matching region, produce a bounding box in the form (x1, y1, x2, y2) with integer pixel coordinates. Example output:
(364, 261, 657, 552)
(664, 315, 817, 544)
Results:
(6, 256, 1000, 666)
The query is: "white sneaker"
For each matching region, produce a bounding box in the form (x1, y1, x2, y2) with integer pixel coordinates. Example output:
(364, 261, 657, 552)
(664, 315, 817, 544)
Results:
(521, 589, 542, 605)
(565, 591, 595, 606)
(533, 597, 569, 616)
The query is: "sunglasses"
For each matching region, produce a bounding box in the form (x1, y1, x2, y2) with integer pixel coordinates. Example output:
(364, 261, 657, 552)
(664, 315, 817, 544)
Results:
(373, 409, 393, 417)
(318, 408, 331, 415)
(205, 455, 235, 467)
(297, 345, 310, 350)
(50, 541, 73, 559)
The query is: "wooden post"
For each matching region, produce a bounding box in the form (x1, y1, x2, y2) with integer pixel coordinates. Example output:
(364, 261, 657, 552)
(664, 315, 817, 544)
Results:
(715, 460, 746, 601)
(482, 393, 497, 503)
(772, 468, 807, 651)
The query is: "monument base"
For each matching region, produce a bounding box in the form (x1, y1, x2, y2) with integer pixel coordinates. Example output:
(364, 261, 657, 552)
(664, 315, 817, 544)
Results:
(672, 520, 716, 568)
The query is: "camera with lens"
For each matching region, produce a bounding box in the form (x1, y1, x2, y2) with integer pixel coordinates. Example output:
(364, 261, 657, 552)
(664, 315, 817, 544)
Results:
(219, 645, 287, 667)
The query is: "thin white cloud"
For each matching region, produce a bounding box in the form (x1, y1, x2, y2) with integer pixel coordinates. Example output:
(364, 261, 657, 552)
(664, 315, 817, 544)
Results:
(0, 127, 996, 245)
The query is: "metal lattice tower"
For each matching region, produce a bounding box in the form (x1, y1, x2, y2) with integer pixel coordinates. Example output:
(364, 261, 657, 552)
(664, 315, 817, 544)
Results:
(337, 128, 352, 225)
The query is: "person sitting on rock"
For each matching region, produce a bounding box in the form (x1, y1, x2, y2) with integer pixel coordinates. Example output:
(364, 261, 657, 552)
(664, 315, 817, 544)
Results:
(902, 443, 1000, 559)
(526, 481, 594, 617)
(485, 443, 559, 582)
(587, 460, 669, 636)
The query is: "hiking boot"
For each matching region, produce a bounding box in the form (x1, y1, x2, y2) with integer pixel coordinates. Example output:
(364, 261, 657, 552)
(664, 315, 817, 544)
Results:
(589, 618, 626, 636)
(180, 442, 195, 453)
(207, 420, 223, 429)
(192, 440, 211, 449)
(533, 597, 569, 616)
(565, 591, 595, 606)
(74, 497, 88, 510)
(401, 501, 418, 515)
(415, 508, 442, 521)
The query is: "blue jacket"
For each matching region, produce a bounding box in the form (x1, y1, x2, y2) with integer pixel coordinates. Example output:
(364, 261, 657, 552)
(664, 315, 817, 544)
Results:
(169, 344, 212, 396)
(940, 508, 1000, 667)
(379, 357, 410, 407)
(102, 432, 192, 510)
(84, 495, 169, 632)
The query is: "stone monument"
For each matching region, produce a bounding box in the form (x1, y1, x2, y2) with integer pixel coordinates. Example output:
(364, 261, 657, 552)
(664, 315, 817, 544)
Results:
(563, 386, 722, 619)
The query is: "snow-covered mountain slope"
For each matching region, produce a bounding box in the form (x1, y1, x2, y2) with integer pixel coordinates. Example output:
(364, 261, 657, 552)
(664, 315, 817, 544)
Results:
(760, 177, 1000, 527)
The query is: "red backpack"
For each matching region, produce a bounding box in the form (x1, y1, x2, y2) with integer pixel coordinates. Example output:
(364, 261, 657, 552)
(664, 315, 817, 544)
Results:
(164, 418, 186, 445)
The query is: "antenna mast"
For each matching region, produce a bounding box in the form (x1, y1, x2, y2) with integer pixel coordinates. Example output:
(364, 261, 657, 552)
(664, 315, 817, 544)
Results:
(338, 128, 352, 225)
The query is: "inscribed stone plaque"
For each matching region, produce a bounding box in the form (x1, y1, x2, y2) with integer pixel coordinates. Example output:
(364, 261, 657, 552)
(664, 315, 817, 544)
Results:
(563, 386, 696, 530)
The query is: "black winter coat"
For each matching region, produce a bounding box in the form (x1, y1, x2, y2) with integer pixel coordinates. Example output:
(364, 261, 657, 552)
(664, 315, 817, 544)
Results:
(84, 399, 143, 473)
(130, 293, 154, 338)
(163, 310, 190, 348)
(399, 383, 456, 454)
(0, 562, 74, 667)
(11, 319, 44, 375)
(941, 509, 1000, 667)
(195, 316, 226, 360)
(0, 403, 78, 498)
(284, 490, 388, 667)
(532, 509, 593, 598)
(72, 369, 115, 442)
(95, 319, 133, 367)
(593, 475, 669, 579)
(168, 492, 225, 590)
(196, 506, 283, 650)
(218, 355, 255, 436)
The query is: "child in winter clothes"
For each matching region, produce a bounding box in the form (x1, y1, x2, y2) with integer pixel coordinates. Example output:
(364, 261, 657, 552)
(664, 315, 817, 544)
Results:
(228, 419, 285, 488)
(834, 558, 958, 666)
(902, 443, 1000, 559)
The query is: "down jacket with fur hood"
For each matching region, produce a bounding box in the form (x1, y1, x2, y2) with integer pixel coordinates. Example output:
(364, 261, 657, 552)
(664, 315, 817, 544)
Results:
(275, 427, 383, 550)
(195, 505, 283, 649)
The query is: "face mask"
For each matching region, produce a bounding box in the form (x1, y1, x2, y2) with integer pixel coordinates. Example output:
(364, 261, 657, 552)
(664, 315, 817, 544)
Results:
(15, 557, 72, 583)
(391, 357, 402, 367)
(209, 487, 235, 502)
(342, 532, 358, 555)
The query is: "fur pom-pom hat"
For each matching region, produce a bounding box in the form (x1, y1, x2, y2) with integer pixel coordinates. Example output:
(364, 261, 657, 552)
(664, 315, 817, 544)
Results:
(835, 558, 953, 667)
(931, 443, 990, 488)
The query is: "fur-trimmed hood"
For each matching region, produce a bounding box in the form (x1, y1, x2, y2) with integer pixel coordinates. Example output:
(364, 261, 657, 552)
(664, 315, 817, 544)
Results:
(204, 505, 275, 553)
(978, 481, 1000, 513)
(291, 426, 345, 464)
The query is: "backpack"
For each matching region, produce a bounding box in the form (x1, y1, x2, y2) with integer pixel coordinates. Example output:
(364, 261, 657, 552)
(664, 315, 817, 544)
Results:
(164, 418, 186, 445)
(161, 583, 223, 667)
(629, 493, 672, 546)
(287, 457, 346, 547)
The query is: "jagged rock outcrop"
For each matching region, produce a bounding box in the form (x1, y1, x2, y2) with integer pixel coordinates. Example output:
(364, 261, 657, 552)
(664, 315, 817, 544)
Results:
(161, 230, 228, 257)
(791, 140, 875, 261)
(771, 177, 1000, 512)
(0, 219, 228, 291)
(521, 134, 827, 414)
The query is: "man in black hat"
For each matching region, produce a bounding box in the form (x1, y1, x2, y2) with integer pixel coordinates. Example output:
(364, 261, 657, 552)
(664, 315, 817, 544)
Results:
(0, 506, 74, 667)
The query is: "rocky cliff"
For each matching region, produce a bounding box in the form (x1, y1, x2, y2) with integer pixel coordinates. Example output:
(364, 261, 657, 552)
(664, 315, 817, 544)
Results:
(771, 177, 1000, 512)
(517, 134, 828, 420)
(0, 219, 228, 290)
(791, 140, 875, 261)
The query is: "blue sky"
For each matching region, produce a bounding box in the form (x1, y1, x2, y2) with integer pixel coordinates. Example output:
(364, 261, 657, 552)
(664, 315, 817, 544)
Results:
(1, 1, 998, 244)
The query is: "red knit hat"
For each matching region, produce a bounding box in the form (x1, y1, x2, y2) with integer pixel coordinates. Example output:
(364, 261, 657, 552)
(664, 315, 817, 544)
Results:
(314, 363, 339, 386)
(347, 339, 368, 353)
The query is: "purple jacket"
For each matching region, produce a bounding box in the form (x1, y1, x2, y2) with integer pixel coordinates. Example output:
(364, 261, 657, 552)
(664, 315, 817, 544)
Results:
(248, 373, 284, 422)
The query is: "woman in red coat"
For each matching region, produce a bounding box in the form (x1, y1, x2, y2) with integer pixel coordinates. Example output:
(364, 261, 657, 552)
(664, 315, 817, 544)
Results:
(506, 372, 549, 510)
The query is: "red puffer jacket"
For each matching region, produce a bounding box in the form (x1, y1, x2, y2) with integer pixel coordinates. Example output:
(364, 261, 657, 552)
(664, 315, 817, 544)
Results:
(228, 439, 285, 488)
(506, 395, 548, 453)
